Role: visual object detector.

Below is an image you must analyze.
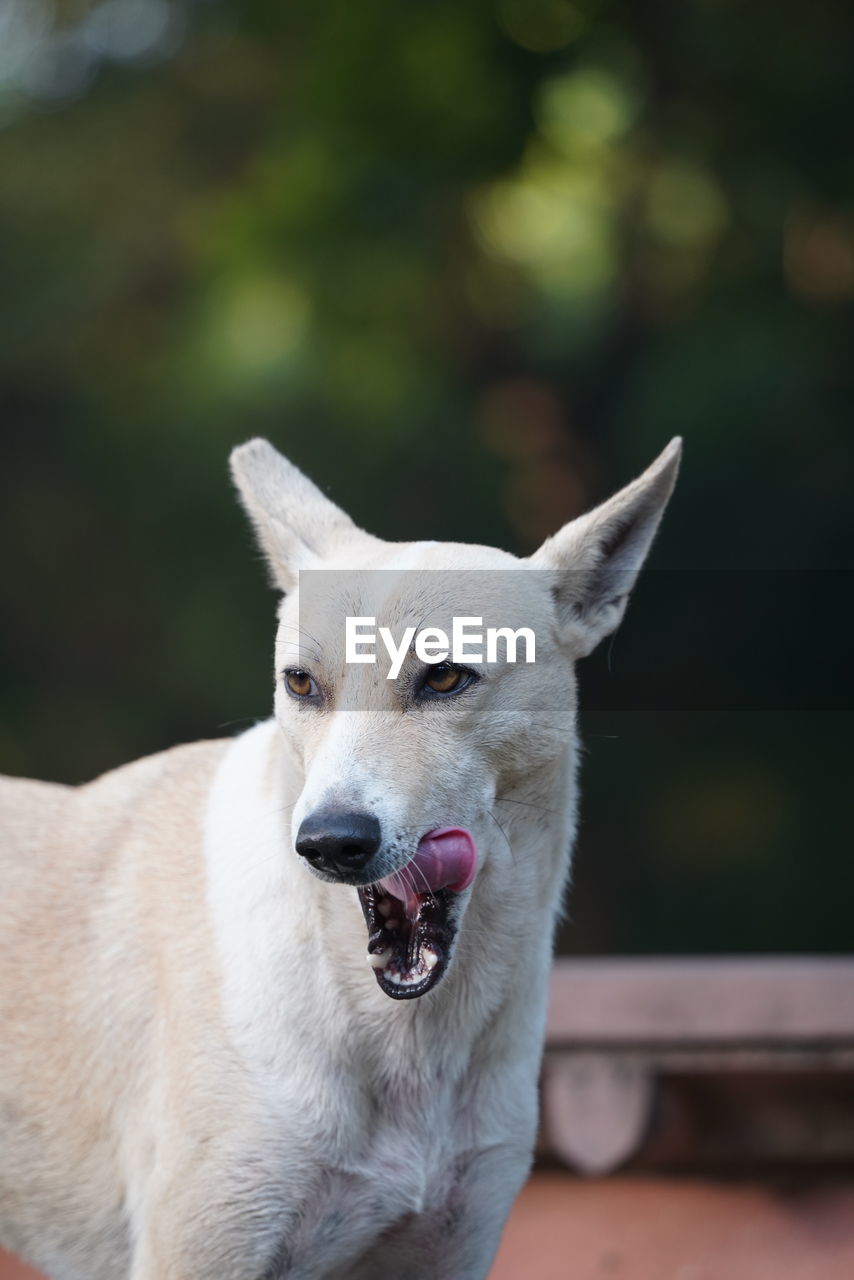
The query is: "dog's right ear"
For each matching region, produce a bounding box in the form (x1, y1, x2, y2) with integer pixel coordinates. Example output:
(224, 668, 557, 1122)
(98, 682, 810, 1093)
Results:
(230, 439, 357, 592)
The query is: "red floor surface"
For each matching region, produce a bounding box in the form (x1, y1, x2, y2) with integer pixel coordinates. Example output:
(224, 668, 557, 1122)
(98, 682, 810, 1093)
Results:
(489, 1174, 854, 1280)
(4, 1173, 854, 1279)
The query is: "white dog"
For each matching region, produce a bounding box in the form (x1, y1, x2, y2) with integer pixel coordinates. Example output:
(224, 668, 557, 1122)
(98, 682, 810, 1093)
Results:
(0, 436, 680, 1279)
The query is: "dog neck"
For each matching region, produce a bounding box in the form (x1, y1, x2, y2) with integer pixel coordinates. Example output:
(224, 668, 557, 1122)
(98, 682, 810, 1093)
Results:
(204, 719, 576, 1101)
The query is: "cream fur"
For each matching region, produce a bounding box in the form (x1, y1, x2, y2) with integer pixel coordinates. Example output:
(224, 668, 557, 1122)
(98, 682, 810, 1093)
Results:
(0, 437, 680, 1279)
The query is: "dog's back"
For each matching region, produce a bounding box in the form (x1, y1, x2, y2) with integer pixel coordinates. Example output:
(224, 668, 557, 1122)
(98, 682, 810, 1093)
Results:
(0, 742, 229, 1279)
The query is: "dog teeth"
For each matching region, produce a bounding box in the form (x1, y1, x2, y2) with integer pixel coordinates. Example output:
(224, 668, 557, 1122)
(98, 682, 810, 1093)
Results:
(368, 950, 391, 970)
(386, 970, 424, 987)
(423, 948, 439, 970)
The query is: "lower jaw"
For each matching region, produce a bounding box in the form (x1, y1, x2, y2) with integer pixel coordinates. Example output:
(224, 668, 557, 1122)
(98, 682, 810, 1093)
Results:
(376, 962, 445, 1000)
(357, 885, 456, 1000)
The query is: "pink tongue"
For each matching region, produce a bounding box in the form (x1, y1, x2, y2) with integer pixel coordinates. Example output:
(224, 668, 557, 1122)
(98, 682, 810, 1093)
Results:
(378, 827, 477, 917)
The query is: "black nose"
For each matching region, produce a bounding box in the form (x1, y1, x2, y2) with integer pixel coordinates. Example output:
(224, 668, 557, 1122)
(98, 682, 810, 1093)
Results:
(295, 809, 382, 878)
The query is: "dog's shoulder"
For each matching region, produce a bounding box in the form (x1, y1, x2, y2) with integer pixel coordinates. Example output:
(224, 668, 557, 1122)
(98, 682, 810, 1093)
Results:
(75, 737, 237, 873)
(0, 738, 231, 914)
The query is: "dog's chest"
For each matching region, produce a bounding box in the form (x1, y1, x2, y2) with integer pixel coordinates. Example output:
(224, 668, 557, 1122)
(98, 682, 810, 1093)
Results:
(261, 1118, 465, 1279)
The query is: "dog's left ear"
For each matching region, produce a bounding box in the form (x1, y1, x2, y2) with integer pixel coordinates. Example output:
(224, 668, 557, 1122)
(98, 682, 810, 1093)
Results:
(530, 438, 682, 658)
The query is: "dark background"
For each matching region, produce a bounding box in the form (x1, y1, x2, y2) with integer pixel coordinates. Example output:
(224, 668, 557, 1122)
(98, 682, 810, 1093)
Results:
(1, 0, 852, 954)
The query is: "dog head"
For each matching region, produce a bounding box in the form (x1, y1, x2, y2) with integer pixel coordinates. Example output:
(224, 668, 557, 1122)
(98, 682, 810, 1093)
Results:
(230, 437, 680, 999)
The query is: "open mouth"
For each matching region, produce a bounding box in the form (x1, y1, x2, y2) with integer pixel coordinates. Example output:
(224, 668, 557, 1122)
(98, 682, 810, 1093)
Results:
(357, 827, 477, 1000)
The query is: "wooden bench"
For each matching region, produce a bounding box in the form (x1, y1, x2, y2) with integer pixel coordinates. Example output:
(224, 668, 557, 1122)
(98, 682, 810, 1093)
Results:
(541, 956, 854, 1173)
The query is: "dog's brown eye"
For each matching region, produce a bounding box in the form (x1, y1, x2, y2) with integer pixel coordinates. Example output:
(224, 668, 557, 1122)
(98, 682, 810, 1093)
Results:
(425, 665, 462, 694)
(284, 669, 316, 698)
(423, 664, 470, 695)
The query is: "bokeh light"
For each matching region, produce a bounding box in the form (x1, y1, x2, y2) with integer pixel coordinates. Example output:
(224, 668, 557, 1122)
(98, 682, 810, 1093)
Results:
(0, 0, 199, 117)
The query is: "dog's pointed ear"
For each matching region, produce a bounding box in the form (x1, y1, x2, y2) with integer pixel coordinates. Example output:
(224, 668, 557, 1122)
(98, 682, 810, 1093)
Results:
(530, 438, 682, 658)
(230, 438, 357, 592)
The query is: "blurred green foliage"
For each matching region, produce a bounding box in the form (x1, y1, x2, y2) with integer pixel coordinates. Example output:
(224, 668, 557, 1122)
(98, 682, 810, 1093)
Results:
(1, 0, 852, 953)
